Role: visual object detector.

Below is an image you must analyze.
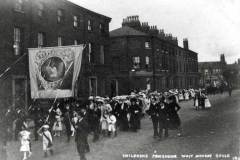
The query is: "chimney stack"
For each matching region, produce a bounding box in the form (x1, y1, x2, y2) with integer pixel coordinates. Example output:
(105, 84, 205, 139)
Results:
(183, 38, 189, 50)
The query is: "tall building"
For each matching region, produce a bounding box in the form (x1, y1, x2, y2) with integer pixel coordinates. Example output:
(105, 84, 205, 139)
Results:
(108, 16, 199, 96)
(0, 0, 111, 111)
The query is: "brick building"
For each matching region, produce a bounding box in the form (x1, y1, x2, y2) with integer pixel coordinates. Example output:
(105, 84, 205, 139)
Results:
(198, 54, 227, 87)
(109, 16, 199, 96)
(0, 0, 111, 111)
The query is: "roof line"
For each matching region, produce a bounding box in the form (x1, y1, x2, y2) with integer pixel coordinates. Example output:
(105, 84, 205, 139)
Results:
(65, 0, 111, 20)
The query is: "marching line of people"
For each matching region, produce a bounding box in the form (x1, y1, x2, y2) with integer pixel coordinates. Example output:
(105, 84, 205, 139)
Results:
(0, 88, 219, 160)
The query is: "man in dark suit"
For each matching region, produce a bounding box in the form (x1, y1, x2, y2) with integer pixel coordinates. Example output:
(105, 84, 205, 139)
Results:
(147, 97, 160, 138)
(75, 111, 89, 160)
(158, 101, 169, 139)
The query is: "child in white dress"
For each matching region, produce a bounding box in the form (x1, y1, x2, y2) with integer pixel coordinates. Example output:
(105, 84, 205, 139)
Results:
(107, 112, 117, 138)
(19, 126, 31, 160)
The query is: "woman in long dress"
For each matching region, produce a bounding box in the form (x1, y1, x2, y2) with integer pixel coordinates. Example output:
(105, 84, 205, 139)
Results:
(167, 95, 183, 136)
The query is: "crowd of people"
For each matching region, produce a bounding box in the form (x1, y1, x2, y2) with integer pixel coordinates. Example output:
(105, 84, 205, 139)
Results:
(0, 88, 217, 160)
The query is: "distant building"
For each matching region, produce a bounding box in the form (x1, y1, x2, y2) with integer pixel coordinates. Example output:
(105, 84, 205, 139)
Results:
(198, 54, 227, 87)
(109, 16, 199, 96)
(226, 58, 240, 88)
(0, 0, 111, 111)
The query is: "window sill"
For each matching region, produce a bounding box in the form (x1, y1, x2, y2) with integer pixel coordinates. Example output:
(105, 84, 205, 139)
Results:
(13, 9, 25, 14)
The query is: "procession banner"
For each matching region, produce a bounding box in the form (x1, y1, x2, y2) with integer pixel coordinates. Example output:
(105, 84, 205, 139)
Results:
(28, 45, 84, 99)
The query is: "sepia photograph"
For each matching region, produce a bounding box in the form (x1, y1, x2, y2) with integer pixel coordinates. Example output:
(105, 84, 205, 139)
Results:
(0, 0, 239, 160)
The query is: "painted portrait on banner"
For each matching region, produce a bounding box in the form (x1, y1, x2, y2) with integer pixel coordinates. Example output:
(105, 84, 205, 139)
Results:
(29, 45, 84, 99)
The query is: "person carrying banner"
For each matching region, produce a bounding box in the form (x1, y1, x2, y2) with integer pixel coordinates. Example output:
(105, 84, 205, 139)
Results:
(37, 124, 54, 158)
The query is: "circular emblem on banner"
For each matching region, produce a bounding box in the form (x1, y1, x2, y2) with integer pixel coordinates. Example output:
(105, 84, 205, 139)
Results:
(41, 57, 65, 82)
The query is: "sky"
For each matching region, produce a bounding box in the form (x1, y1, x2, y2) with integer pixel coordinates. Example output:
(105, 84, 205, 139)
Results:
(69, 0, 240, 64)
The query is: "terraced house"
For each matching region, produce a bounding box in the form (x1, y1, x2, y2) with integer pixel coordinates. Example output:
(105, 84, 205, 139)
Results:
(109, 16, 199, 95)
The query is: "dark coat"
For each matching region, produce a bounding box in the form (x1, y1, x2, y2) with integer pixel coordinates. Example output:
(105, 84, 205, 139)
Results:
(166, 102, 181, 129)
(75, 118, 89, 154)
(147, 102, 168, 120)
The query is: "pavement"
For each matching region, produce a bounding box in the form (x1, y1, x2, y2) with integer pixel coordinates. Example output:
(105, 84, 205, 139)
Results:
(5, 90, 240, 160)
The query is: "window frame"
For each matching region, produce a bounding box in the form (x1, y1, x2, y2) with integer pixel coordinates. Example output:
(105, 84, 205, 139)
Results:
(37, 32, 45, 47)
(73, 15, 78, 28)
(57, 36, 63, 46)
(13, 27, 22, 55)
(145, 41, 151, 49)
(88, 19, 92, 31)
(100, 45, 105, 64)
(57, 9, 64, 23)
(132, 56, 140, 69)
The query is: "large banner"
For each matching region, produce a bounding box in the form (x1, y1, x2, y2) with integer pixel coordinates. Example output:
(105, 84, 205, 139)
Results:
(28, 45, 84, 99)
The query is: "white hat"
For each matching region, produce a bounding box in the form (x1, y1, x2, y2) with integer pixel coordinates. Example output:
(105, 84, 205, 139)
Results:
(42, 125, 49, 129)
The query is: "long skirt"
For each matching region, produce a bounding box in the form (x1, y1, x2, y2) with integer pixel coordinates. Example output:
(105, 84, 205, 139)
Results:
(167, 114, 181, 130)
(205, 98, 211, 108)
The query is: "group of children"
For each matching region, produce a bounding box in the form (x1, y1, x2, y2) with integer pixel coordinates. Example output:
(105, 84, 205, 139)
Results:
(19, 124, 53, 160)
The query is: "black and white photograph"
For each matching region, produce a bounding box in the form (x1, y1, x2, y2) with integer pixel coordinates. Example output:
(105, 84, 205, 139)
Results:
(0, 0, 240, 160)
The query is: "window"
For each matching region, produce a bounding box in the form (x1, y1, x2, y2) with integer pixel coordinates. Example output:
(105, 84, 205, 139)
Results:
(38, 3, 44, 17)
(58, 36, 62, 46)
(100, 45, 104, 64)
(57, 9, 64, 23)
(204, 69, 208, 75)
(74, 40, 78, 45)
(145, 41, 151, 49)
(73, 16, 78, 27)
(37, 32, 45, 47)
(13, 27, 21, 55)
(145, 56, 150, 68)
(15, 0, 23, 12)
(88, 20, 92, 31)
(88, 43, 94, 63)
(99, 23, 104, 33)
(132, 56, 140, 69)
(89, 77, 97, 96)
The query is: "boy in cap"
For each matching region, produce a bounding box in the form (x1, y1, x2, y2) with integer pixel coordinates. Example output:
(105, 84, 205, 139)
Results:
(37, 124, 53, 158)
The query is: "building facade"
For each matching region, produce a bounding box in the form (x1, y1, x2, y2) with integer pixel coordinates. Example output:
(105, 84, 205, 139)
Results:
(109, 16, 199, 96)
(198, 54, 227, 87)
(0, 0, 111, 111)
